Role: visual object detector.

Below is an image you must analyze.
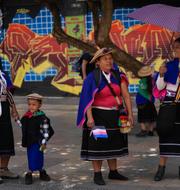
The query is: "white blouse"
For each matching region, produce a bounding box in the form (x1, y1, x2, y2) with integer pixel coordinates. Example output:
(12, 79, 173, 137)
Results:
(156, 62, 180, 93)
(156, 75, 179, 92)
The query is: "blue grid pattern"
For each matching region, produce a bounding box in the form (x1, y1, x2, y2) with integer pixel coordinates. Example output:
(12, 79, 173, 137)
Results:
(1, 8, 60, 81)
(85, 8, 139, 35)
(1, 7, 139, 92)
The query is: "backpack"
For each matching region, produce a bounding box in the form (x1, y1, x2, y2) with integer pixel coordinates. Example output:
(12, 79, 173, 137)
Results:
(93, 68, 121, 87)
(77, 52, 94, 77)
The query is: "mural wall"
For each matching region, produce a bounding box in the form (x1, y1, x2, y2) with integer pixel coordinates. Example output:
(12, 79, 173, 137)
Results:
(0, 7, 179, 95)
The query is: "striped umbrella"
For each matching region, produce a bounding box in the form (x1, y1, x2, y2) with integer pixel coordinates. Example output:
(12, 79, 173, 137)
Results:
(128, 4, 180, 33)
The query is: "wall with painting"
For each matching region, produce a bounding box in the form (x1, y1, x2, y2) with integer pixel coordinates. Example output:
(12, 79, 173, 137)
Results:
(0, 7, 179, 95)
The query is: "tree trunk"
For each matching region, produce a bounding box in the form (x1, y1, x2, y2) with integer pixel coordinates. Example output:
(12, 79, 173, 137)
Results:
(44, 0, 142, 76)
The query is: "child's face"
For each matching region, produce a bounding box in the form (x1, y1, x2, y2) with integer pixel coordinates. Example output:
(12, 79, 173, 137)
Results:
(28, 99, 41, 113)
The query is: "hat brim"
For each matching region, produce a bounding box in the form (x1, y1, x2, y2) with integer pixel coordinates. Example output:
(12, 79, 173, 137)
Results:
(27, 97, 43, 100)
(89, 50, 113, 64)
(138, 68, 154, 77)
(27, 93, 43, 100)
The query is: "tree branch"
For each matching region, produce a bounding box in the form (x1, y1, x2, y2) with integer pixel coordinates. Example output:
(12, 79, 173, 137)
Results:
(42, 0, 142, 76)
(43, 0, 97, 53)
(87, 0, 99, 43)
(96, 0, 113, 47)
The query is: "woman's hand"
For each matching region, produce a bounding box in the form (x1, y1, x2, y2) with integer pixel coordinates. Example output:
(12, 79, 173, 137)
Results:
(87, 117, 94, 128)
(128, 114, 134, 128)
(11, 105, 19, 119)
(159, 65, 167, 77)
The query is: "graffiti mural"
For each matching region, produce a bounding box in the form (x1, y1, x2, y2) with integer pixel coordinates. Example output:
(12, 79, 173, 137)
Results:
(90, 20, 179, 84)
(0, 23, 82, 95)
(0, 8, 179, 95)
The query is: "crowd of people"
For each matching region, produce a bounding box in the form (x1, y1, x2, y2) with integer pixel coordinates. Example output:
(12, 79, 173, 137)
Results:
(0, 37, 180, 186)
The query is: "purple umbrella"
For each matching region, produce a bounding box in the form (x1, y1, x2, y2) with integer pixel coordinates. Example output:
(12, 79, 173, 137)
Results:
(128, 4, 180, 32)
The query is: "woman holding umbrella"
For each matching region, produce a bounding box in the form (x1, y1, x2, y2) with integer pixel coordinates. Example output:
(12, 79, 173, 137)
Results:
(154, 37, 180, 181)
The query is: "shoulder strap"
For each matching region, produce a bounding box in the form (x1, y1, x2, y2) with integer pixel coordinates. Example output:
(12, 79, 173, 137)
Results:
(111, 69, 121, 86)
(93, 68, 121, 88)
(102, 74, 121, 106)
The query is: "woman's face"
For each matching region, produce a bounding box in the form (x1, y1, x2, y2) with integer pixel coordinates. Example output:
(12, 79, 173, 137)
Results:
(173, 42, 180, 58)
(97, 54, 113, 72)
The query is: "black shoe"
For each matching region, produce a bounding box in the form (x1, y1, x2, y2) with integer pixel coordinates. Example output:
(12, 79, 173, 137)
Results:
(154, 165, 165, 181)
(39, 170, 51, 181)
(108, 170, 129, 181)
(25, 172, 33, 185)
(136, 130, 147, 137)
(94, 172, 106, 185)
(148, 131, 154, 136)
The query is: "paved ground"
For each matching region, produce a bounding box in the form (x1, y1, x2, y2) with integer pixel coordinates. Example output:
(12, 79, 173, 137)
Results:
(0, 96, 180, 190)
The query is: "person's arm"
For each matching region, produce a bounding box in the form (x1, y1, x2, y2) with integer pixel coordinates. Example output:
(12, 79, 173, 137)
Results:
(7, 89, 19, 119)
(121, 82, 134, 126)
(86, 106, 94, 128)
(81, 59, 88, 80)
(156, 65, 167, 90)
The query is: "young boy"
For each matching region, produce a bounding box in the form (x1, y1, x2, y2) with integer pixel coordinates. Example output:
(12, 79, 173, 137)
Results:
(21, 93, 54, 185)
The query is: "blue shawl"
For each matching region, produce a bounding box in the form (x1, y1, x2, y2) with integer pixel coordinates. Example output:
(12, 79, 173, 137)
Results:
(76, 69, 126, 127)
(163, 58, 179, 84)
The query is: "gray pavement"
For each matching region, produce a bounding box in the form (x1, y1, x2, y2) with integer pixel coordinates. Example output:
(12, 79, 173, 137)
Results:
(0, 96, 180, 190)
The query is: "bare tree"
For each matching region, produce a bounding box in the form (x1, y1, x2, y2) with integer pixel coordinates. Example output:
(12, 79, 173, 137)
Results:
(40, 0, 142, 76)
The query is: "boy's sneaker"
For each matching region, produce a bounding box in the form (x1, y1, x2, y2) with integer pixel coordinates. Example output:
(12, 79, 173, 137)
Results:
(0, 177, 3, 184)
(25, 172, 33, 185)
(39, 170, 51, 181)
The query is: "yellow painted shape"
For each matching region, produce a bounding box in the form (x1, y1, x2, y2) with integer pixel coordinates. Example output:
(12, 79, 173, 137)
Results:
(51, 80, 82, 95)
(31, 60, 52, 74)
(13, 59, 31, 87)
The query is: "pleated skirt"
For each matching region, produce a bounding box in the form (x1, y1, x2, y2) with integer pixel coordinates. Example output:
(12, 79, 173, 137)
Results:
(137, 102, 157, 123)
(0, 102, 15, 156)
(81, 108, 128, 161)
(159, 103, 180, 157)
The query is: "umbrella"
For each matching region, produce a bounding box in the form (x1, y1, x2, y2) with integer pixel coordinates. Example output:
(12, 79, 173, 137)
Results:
(128, 4, 180, 60)
(128, 4, 180, 33)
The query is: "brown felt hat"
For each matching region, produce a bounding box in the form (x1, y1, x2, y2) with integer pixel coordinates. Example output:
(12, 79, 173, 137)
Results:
(138, 65, 154, 77)
(27, 93, 43, 101)
(90, 47, 113, 63)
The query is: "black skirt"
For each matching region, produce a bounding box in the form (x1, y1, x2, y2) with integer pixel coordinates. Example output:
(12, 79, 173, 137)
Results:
(137, 102, 157, 123)
(158, 102, 180, 157)
(0, 102, 15, 156)
(81, 108, 128, 160)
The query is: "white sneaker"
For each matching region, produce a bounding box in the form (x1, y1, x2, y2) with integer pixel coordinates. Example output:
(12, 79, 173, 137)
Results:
(0, 168, 19, 179)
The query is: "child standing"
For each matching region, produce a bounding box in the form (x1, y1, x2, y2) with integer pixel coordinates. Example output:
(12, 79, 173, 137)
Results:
(21, 93, 54, 185)
(136, 66, 157, 137)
